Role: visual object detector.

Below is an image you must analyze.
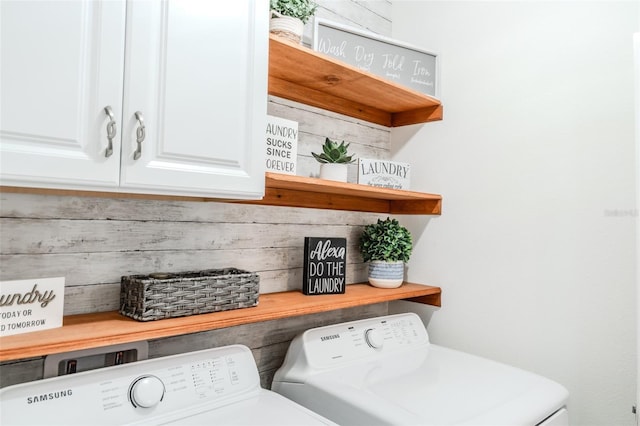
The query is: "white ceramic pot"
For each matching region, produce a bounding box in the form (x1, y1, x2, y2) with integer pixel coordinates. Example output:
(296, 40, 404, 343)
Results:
(367, 260, 405, 288)
(269, 12, 304, 44)
(319, 163, 348, 182)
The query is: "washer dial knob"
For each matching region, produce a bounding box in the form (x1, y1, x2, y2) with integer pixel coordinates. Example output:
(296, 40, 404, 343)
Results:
(364, 328, 384, 349)
(129, 375, 165, 408)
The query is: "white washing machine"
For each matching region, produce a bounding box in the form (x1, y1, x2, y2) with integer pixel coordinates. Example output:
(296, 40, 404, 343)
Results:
(1, 344, 335, 425)
(272, 313, 569, 426)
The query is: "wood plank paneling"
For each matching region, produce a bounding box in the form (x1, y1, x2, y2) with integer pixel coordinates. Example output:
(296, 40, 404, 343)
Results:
(0, 219, 368, 254)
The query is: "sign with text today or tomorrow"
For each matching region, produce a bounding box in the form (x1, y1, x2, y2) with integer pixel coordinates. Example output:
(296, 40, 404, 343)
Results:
(0, 277, 65, 337)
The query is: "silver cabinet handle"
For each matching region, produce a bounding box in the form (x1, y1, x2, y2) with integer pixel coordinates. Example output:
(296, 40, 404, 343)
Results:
(104, 106, 116, 158)
(133, 111, 145, 160)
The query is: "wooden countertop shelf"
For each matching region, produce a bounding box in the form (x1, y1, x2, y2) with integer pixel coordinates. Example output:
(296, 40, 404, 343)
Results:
(268, 35, 443, 127)
(239, 172, 442, 214)
(0, 283, 440, 362)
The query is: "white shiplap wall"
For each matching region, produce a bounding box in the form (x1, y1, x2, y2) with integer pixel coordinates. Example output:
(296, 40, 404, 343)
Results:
(0, 0, 394, 388)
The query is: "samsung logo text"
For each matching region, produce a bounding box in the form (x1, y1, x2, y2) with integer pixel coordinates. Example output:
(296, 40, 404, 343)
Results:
(27, 389, 73, 404)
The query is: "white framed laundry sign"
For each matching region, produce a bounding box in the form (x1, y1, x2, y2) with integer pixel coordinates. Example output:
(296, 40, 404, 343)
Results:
(0, 277, 65, 336)
(358, 158, 410, 190)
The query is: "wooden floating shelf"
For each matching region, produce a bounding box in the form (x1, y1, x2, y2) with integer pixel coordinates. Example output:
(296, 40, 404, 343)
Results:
(0, 283, 440, 362)
(268, 34, 443, 127)
(239, 172, 442, 215)
(1, 174, 442, 215)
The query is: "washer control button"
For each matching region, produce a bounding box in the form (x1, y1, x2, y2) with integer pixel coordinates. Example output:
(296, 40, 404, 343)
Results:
(129, 375, 165, 408)
(364, 328, 384, 349)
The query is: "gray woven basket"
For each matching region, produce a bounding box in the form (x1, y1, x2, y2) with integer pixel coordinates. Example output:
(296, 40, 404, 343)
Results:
(119, 268, 259, 321)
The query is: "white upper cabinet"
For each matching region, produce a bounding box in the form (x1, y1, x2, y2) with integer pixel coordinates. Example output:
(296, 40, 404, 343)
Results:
(120, 0, 267, 197)
(0, 1, 126, 188)
(0, 0, 268, 199)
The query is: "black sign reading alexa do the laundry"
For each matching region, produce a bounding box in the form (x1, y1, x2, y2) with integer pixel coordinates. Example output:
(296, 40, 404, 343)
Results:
(303, 237, 347, 295)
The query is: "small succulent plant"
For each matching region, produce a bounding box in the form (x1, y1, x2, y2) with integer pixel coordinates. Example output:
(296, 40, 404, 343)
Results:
(270, 0, 318, 24)
(312, 138, 356, 164)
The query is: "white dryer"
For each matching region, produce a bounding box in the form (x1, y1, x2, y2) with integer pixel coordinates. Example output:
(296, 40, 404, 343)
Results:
(1, 344, 335, 425)
(272, 313, 569, 426)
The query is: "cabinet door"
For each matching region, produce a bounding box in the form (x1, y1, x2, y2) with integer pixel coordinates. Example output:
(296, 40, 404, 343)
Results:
(0, 0, 126, 189)
(120, 0, 268, 199)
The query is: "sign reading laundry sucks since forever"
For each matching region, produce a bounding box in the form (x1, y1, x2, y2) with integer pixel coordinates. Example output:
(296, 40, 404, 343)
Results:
(265, 115, 298, 175)
(303, 237, 347, 295)
(0, 277, 65, 337)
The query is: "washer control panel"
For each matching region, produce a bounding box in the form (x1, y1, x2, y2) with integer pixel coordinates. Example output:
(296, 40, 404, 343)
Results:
(302, 313, 429, 368)
(0, 345, 260, 425)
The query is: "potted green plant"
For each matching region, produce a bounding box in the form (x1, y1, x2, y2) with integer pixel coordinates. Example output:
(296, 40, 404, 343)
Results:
(359, 217, 413, 288)
(312, 137, 355, 182)
(270, 0, 318, 44)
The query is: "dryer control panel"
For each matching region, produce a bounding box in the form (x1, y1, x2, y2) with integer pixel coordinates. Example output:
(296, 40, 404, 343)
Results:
(301, 313, 430, 368)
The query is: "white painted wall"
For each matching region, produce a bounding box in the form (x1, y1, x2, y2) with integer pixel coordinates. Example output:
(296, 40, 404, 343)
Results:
(634, 29, 640, 426)
(391, 2, 638, 425)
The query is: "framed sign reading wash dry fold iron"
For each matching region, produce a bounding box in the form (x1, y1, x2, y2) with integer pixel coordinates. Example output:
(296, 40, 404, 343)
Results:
(313, 18, 439, 98)
(120, 268, 259, 321)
